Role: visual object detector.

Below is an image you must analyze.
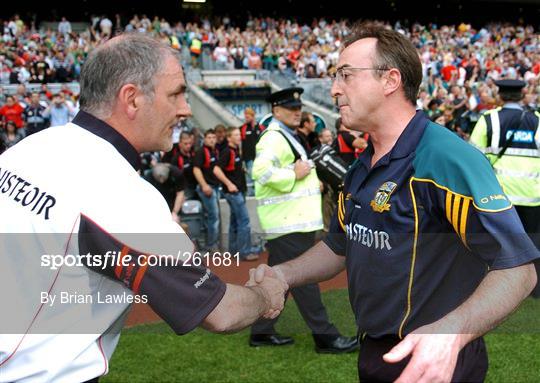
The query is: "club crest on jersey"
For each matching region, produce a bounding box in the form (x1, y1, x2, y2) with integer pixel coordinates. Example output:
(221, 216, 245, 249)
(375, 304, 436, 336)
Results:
(370, 181, 397, 213)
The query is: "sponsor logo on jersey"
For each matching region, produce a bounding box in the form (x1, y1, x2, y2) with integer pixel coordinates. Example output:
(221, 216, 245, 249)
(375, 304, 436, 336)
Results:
(345, 223, 392, 250)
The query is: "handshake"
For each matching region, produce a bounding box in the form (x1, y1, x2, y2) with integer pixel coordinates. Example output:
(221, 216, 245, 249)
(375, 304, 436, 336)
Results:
(245, 264, 289, 320)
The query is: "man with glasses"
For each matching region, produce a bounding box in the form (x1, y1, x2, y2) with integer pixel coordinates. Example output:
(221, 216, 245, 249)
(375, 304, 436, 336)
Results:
(249, 23, 538, 382)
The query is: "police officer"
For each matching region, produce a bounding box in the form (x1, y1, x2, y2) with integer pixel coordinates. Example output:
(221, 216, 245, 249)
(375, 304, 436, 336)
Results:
(470, 79, 540, 297)
(248, 24, 539, 381)
(249, 87, 358, 353)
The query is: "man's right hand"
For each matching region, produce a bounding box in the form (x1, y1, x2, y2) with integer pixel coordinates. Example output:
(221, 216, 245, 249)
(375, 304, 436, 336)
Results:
(249, 274, 288, 319)
(202, 184, 213, 197)
(247, 264, 287, 286)
(294, 160, 311, 180)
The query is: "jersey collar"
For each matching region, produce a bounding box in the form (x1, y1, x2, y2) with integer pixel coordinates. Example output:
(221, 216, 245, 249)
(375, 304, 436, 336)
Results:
(357, 110, 429, 170)
(72, 111, 141, 171)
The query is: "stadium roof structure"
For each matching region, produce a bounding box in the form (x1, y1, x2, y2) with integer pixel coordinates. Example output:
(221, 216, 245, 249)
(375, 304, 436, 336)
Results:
(2, 0, 539, 26)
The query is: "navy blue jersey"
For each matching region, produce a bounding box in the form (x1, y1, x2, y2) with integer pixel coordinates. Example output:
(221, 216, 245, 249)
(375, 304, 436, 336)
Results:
(324, 111, 539, 338)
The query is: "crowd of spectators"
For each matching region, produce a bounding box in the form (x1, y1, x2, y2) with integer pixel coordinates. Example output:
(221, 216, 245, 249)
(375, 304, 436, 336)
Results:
(0, 12, 538, 253)
(0, 83, 78, 153)
(0, 14, 538, 140)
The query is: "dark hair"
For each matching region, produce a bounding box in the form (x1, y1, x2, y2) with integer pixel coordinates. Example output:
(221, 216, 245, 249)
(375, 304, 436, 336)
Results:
(179, 131, 191, 141)
(204, 129, 216, 137)
(300, 111, 313, 128)
(499, 91, 524, 103)
(214, 124, 226, 133)
(343, 22, 422, 106)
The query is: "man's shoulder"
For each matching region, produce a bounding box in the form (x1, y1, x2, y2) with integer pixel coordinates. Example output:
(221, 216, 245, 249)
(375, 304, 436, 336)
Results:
(414, 122, 509, 210)
(480, 107, 502, 117)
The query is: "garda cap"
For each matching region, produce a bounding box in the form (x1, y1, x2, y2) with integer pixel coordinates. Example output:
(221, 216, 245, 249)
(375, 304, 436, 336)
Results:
(267, 87, 304, 108)
(494, 79, 526, 93)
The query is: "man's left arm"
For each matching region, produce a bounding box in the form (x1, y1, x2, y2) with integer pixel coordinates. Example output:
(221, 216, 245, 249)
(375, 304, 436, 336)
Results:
(385, 142, 539, 382)
(384, 263, 536, 383)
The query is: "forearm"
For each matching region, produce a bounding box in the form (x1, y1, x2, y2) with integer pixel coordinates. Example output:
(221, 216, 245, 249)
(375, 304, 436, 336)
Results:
(277, 240, 346, 288)
(438, 263, 537, 348)
(172, 191, 184, 215)
(252, 157, 296, 193)
(193, 167, 208, 188)
(213, 167, 233, 189)
(202, 283, 267, 333)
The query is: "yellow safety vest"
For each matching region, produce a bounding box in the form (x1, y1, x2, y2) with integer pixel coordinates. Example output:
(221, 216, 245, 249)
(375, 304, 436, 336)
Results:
(190, 39, 201, 55)
(253, 120, 323, 238)
(470, 107, 540, 206)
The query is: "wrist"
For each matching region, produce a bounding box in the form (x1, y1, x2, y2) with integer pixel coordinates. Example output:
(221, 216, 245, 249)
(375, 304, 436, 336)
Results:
(249, 285, 270, 314)
(274, 265, 291, 287)
(433, 315, 471, 350)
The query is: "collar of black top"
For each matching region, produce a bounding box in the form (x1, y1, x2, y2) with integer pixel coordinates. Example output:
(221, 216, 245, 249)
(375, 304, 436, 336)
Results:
(72, 110, 141, 171)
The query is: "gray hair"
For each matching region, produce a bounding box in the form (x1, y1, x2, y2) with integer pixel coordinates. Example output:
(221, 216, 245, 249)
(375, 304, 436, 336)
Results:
(79, 33, 180, 118)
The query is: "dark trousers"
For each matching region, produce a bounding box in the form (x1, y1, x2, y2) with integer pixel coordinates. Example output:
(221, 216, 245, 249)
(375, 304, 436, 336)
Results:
(358, 336, 488, 382)
(515, 205, 540, 297)
(251, 231, 339, 338)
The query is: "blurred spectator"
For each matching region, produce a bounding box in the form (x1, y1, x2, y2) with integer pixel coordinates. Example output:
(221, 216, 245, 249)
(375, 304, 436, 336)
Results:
(247, 50, 262, 70)
(100, 16, 113, 39)
(214, 127, 260, 261)
(318, 128, 333, 146)
(162, 131, 197, 200)
(239, 107, 263, 196)
(296, 111, 318, 153)
(214, 124, 228, 152)
(333, 118, 368, 168)
(43, 93, 76, 127)
(58, 17, 72, 37)
(0, 95, 25, 131)
(24, 92, 49, 135)
(0, 121, 24, 153)
(143, 163, 185, 225)
(193, 129, 221, 252)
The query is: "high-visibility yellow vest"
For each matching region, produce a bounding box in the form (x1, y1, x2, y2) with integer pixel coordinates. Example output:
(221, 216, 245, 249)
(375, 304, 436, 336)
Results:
(170, 35, 180, 50)
(470, 107, 540, 206)
(190, 39, 201, 55)
(253, 119, 323, 238)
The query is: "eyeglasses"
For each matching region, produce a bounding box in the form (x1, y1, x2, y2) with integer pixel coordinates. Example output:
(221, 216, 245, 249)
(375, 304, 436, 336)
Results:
(331, 67, 390, 83)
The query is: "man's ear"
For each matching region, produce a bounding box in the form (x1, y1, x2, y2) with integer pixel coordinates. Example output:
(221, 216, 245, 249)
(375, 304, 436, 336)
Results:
(117, 84, 142, 120)
(382, 68, 402, 97)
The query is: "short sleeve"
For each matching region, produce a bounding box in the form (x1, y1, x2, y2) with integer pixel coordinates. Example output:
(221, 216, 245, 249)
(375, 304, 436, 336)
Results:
(193, 148, 205, 168)
(323, 190, 347, 256)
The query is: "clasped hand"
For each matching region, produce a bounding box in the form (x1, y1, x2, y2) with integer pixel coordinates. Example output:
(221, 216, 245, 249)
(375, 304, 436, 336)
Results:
(245, 264, 288, 320)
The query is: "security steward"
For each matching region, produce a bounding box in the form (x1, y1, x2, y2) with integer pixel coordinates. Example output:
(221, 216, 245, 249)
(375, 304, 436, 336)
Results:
(249, 87, 358, 353)
(470, 79, 540, 297)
